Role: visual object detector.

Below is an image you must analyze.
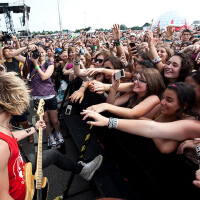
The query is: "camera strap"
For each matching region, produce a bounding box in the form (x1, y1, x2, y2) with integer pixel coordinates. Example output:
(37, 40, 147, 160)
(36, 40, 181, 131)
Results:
(29, 61, 49, 80)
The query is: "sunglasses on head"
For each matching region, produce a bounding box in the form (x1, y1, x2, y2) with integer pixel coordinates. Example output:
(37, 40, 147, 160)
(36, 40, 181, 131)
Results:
(95, 58, 104, 63)
(103, 66, 111, 69)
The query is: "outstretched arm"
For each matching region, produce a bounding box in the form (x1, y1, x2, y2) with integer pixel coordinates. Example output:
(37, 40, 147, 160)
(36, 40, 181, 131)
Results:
(87, 95, 160, 119)
(81, 110, 200, 141)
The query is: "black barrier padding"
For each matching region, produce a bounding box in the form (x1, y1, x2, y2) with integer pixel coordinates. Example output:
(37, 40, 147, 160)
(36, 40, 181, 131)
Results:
(63, 114, 104, 161)
(96, 127, 199, 200)
(81, 88, 106, 108)
(93, 161, 139, 200)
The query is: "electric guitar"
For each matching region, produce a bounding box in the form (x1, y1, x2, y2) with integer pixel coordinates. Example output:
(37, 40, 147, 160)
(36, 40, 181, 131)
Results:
(24, 99, 49, 200)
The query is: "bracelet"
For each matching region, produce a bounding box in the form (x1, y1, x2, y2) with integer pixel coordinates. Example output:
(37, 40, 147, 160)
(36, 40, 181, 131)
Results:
(152, 56, 162, 64)
(108, 117, 118, 129)
(35, 65, 40, 70)
(33, 125, 39, 132)
(196, 145, 200, 164)
(110, 84, 112, 88)
(115, 43, 120, 46)
(165, 39, 171, 42)
(30, 124, 39, 132)
(0, 44, 3, 47)
(73, 60, 80, 65)
(80, 85, 86, 89)
(114, 39, 120, 44)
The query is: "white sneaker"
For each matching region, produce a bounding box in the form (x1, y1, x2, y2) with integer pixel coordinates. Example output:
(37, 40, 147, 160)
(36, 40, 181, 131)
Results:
(49, 134, 57, 147)
(79, 155, 103, 181)
(56, 132, 64, 144)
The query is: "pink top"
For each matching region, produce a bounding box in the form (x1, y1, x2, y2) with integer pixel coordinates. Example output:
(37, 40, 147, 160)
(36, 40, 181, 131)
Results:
(67, 63, 73, 69)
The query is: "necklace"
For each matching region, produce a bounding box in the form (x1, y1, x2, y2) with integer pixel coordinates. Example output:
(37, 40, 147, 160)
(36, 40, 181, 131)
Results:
(0, 124, 12, 131)
(0, 124, 26, 131)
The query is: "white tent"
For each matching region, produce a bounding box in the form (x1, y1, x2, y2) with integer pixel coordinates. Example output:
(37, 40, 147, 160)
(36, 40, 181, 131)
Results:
(86, 29, 96, 33)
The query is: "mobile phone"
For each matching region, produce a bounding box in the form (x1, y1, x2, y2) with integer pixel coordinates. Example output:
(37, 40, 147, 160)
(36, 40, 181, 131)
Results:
(65, 105, 72, 115)
(114, 69, 125, 81)
(195, 51, 200, 61)
(105, 42, 109, 48)
(130, 42, 135, 48)
(0, 65, 4, 71)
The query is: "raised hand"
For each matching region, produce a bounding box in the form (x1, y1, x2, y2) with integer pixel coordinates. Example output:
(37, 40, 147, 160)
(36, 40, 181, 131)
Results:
(165, 26, 174, 39)
(112, 24, 121, 40)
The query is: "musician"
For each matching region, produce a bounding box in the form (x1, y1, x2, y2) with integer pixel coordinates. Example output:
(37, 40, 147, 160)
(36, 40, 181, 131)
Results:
(0, 72, 103, 200)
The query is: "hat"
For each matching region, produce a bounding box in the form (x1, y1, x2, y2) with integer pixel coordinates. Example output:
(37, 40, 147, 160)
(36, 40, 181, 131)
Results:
(130, 33, 136, 37)
(55, 48, 62, 53)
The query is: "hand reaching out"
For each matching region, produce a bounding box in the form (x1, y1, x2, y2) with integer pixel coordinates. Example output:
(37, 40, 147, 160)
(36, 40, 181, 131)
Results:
(81, 110, 109, 126)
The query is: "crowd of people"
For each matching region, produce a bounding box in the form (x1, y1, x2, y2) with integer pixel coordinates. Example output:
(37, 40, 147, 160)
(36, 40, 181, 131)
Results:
(1, 23, 200, 199)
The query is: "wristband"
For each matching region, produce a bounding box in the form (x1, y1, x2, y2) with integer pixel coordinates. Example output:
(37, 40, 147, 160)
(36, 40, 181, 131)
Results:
(30, 124, 39, 132)
(196, 145, 200, 164)
(115, 43, 120, 46)
(0, 44, 3, 47)
(80, 85, 86, 89)
(108, 117, 118, 129)
(152, 56, 162, 64)
(73, 60, 80, 65)
(165, 39, 171, 42)
(114, 39, 120, 44)
(110, 84, 112, 88)
(33, 125, 39, 133)
(35, 65, 40, 70)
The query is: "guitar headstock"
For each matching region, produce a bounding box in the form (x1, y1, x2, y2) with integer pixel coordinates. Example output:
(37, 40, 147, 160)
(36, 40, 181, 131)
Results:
(34, 99, 45, 119)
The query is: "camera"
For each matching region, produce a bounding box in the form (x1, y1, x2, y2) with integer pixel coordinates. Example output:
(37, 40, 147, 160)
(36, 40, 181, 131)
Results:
(32, 49, 41, 59)
(79, 49, 86, 56)
(65, 105, 72, 115)
(0, 32, 12, 44)
(130, 42, 135, 48)
(114, 69, 125, 81)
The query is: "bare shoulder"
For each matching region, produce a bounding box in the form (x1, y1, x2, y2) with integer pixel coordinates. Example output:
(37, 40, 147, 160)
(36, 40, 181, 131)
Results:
(146, 95, 160, 102)
(143, 103, 161, 119)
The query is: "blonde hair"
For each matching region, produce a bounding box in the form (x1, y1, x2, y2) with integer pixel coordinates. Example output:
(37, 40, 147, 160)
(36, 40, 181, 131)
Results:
(0, 72, 30, 115)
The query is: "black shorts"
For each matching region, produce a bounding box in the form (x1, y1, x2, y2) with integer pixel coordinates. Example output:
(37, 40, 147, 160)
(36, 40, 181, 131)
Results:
(34, 96, 58, 112)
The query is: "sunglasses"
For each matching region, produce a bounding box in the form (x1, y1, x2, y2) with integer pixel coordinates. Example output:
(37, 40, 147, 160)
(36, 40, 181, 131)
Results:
(132, 77, 147, 84)
(95, 58, 104, 63)
(103, 66, 111, 69)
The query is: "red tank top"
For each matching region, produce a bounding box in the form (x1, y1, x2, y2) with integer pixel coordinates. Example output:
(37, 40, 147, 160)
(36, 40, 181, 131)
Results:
(0, 132, 26, 200)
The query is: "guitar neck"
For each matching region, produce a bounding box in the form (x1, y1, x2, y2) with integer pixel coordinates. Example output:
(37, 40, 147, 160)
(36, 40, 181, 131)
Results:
(35, 116, 43, 189)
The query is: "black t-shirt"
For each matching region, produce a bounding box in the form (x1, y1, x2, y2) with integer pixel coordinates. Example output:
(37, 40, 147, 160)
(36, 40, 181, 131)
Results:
(4, 58, 21, 77)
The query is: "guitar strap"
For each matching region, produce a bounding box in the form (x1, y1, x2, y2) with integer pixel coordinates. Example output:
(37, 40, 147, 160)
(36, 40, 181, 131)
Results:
(18, 145, 29, 163)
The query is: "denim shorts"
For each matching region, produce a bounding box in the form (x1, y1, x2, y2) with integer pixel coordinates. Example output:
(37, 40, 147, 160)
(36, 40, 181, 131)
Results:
(34, 96, 58, 112)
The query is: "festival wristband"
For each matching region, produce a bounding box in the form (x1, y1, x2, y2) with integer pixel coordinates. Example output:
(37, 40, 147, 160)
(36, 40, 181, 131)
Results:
(35, 65, 40, 70)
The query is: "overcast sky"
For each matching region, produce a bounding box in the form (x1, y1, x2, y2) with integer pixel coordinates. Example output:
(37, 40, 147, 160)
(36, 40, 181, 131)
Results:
(0, 0, 200, 32)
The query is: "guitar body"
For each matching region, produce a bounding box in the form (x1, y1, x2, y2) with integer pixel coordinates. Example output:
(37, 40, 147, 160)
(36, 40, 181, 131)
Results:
(24, 163, 49, 200)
